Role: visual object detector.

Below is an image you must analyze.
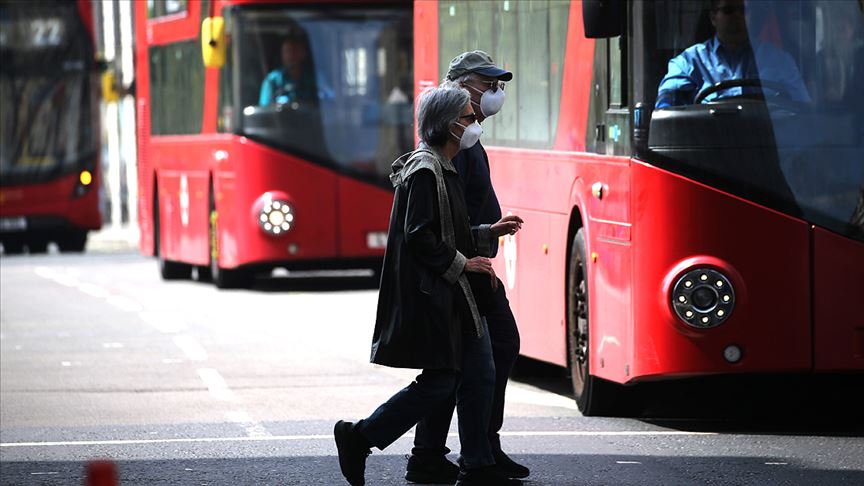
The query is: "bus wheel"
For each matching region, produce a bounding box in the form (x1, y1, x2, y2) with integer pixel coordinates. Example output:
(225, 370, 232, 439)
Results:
(58, 231, 88, 253)
(567, 228, 618, 416)
(209, 200, 252, 289)
(1, 236, 25, 255)
(26, 235, 49, 254)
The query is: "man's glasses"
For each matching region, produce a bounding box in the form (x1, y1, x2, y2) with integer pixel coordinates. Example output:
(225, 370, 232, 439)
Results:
(471, 78, 506, 92)
(713, 5, 746, 15)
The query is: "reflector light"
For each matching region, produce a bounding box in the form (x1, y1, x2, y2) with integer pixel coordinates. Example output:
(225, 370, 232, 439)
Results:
(79, 170, 93, 186)
(672, 267, 736, 329)
(258, 198, 294, 236)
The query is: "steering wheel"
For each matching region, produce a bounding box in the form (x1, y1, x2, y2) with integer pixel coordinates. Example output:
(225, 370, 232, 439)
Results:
(694, 78, 792, 104)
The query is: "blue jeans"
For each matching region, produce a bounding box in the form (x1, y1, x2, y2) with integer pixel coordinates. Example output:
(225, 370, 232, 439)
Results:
(355, 322, 496, 469)
(415, 282, 521, 455)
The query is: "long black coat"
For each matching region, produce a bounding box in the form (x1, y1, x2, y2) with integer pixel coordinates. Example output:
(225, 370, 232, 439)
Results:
(370, 146, 496, 371)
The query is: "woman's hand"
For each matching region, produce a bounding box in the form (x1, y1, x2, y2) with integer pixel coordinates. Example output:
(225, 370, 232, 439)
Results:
(465, 256, 498, 290)
(491, 214, 524, 237)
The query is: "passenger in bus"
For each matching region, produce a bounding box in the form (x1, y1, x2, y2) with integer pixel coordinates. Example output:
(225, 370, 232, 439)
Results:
(401, 50, 529, 485)
(656, 0, 810, 108)
(334, 84, 525, 486)
(258, 34, 317, 106)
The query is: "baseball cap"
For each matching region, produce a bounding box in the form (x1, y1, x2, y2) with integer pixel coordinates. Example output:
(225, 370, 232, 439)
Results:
(446, 50, 513, 82)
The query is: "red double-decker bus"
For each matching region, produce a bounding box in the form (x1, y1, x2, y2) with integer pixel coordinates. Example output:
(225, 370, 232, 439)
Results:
(0, 0, 102, 254)
(134, 0, 413, 287)
(417, 0, 864, 415)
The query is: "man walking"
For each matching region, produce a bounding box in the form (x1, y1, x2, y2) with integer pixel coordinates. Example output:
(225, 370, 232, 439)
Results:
(406, 50, 529, 484)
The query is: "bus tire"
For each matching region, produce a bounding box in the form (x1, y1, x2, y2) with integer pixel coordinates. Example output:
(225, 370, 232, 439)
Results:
(26, 235, 49, 254)
(567, 228, 620, 416)
(209, 191, 252, 289)
(154, 192, 191, 280)
(1, 236, 25, 255)
(58, 231, 88, 253)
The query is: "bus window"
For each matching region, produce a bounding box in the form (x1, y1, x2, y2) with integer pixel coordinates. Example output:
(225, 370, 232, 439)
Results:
(231, 6, 413, 183)
(644, 0, 864, 242)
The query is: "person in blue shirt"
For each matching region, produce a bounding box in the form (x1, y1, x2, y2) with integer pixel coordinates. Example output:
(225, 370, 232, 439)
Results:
(258, 35, 318, 106)
(656, 0, 811, 108)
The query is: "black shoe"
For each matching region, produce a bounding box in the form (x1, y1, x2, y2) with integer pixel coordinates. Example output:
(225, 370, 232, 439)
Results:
(455, 465, 522, 486)
(494, 450, 530, 479)
(334, 420, 370, 486)
(405, 454, 459, 484)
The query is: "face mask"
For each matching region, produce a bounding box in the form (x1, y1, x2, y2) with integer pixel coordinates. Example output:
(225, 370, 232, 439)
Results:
(451, 121, 483, 150)
(466, 83, 506, 117)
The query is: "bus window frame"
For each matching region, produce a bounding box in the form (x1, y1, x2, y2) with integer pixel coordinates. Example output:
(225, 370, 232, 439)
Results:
(145, 0, 200, 46)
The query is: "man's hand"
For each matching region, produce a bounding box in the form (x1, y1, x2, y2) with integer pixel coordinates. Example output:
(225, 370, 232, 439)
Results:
(491, 214, 524, 237)
(465, 256, 498, 290)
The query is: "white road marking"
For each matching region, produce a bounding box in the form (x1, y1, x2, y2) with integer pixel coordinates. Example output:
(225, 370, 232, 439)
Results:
(33, 267, 55, 279)
(52, 274, 80, 287)
(77, 283, 110, 299)
(161, 358, 183, 364)
(765, 462, 788, 465)
(616, 461, 642, 464)
(107, 295, 143, 313)
(197, 368, 235, 401)
(140, 311, 188, 333)
(174, 336, 207, 361)
(60, 361, 72, 367)
(30, 472, 59, 475)
(101, 342, 124, 349)
(225, 411, 271, 438)
(0, 430, 716, 448)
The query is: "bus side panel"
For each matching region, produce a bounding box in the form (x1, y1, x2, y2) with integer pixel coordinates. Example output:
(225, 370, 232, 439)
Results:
(152, 138, 217, 266)
(630, 161, 811, 381)
(134, 0, 154, 256)
(584, 159, 632, 384)
(336, 177, 392, 258)
(813, 228, 864, 371)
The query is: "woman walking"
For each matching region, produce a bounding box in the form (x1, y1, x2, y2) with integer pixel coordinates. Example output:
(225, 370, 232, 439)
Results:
(334, 83, 523, 486)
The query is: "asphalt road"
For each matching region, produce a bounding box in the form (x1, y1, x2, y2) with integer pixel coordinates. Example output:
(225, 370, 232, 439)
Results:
(1, 250, 862, 485)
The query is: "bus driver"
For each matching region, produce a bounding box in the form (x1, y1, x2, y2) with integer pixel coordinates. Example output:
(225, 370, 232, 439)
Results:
(655, 0, 811, 108)
(259, 34, 317, 106)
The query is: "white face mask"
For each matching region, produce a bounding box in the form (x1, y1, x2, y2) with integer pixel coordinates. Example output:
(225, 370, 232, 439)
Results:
(478, 85, 506, 117)
(466, 83, 506, 117)
(451, 121, 483, 150)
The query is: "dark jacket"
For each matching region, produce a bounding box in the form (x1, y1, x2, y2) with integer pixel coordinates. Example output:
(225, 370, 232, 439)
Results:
(452, 142, 502, 243)
(370, 145, 496, 371)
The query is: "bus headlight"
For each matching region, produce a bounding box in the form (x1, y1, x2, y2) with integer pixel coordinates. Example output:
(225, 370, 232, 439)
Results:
(672, 268, 735, 328)
(258, 199, 294, 236)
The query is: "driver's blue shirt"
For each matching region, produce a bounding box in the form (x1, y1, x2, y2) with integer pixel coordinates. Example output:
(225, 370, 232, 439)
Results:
(259, 68, 317, 106)
(656, 36, 811, 108)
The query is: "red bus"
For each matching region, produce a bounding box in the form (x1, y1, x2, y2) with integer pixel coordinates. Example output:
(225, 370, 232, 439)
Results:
(416, 0, 864, 415)
(0, 0, 102, 254)
(134, 0, 413, 287)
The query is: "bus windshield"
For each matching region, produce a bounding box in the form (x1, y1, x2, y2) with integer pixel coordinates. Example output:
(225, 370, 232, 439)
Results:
(229, 5, 414, 185)
(645, 0, 864, 241)
(0, 1, 97, 185)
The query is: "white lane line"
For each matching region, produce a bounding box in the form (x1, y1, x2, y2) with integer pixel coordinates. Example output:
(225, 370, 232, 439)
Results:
(765, 462, 788, 466)
(140, 311, 188, 333)
(0, 430, 717, 448)
(616, 461, 642, 464)
(107, 295, 143, 313)
(77, 283, 110, 299)
(197, 368, 235, 401)
(174, 336, 207, 361)
(225, 411, 271, 438)
(53, 274, 80, 287)
(33, 267, 55, 279)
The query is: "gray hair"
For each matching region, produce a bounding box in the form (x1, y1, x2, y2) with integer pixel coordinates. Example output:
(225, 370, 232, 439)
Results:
(416, 82, 470, 148)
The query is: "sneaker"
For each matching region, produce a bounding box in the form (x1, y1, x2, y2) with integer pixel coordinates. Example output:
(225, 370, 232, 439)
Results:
(455, 465, 523, 486)
(334, 420, 371, 486)
(405, 454, 459, 484)
(494, 450, 530, 479)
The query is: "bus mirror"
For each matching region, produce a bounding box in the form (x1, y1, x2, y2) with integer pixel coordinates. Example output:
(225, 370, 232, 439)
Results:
(201, 16, 226, 69)
(101, 71, 120, 103)
(582, 0, 625, 38)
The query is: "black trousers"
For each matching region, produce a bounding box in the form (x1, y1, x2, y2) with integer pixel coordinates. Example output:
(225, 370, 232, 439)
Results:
(413, 279, 520, 456)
